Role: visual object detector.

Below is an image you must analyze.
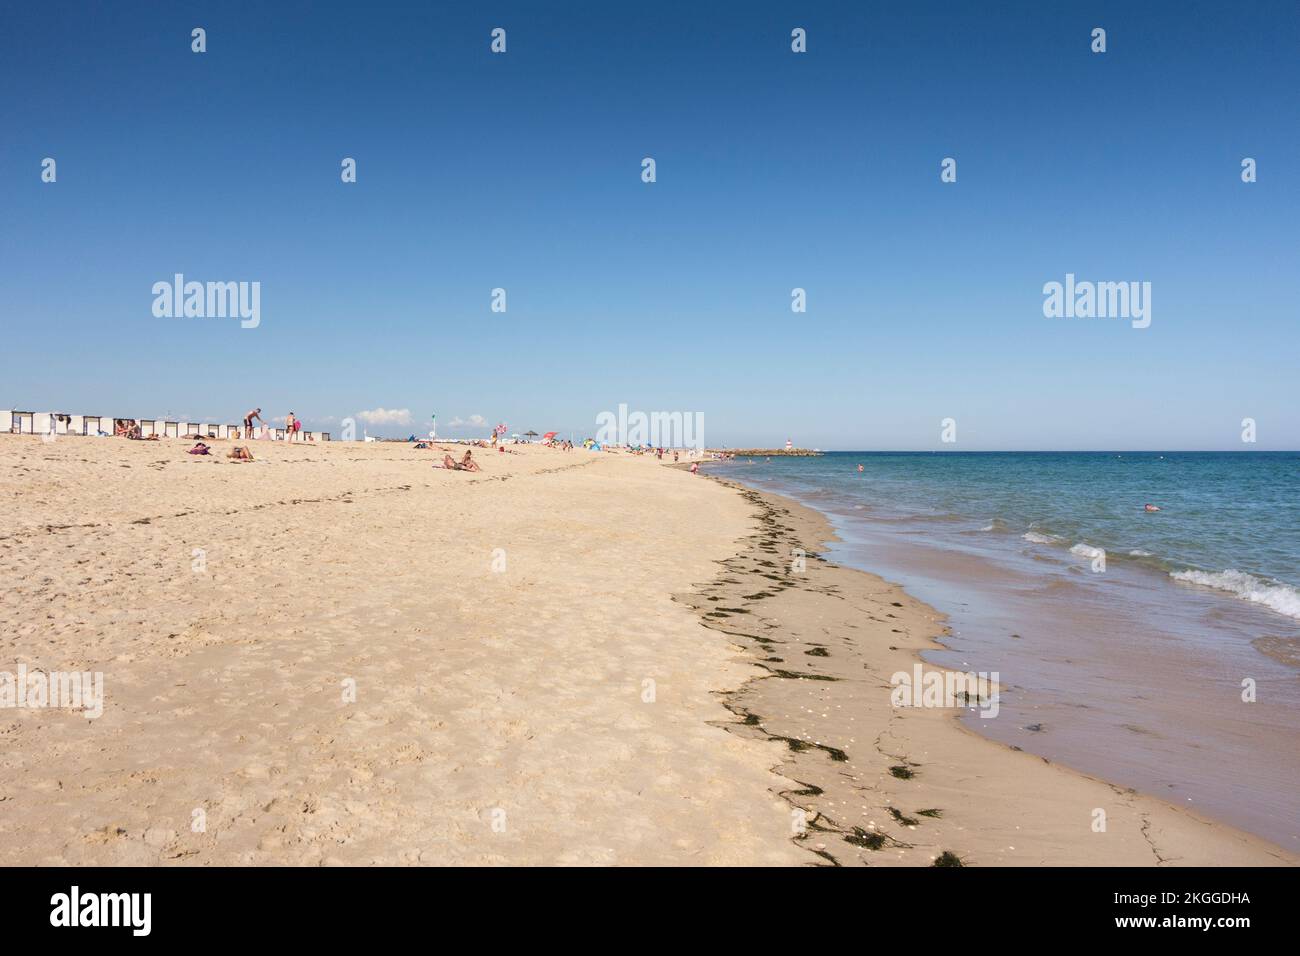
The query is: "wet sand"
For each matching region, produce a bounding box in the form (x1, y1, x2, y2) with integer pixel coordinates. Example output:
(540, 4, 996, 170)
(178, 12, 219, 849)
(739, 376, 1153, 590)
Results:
(723, 481, 1300, 851)
(684, 474, 1297, 865)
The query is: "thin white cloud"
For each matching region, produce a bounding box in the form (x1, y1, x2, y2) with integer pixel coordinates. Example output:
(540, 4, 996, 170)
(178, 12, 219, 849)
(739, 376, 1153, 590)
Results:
(357, 407, 412, 426)
(446, 414, 487, 428)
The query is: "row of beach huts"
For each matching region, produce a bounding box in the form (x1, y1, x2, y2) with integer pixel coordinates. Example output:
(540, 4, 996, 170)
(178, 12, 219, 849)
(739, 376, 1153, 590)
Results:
(1, 410, 330, 442)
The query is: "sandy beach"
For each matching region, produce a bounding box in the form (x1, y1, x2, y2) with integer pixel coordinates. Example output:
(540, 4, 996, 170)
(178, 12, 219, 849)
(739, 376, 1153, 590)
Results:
(0, 434, 1293, 866)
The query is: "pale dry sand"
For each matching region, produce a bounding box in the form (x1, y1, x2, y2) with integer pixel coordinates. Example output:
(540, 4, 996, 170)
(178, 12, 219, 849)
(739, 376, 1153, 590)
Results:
(0, 436, 800, 865)
(0, 435, 1292, 866)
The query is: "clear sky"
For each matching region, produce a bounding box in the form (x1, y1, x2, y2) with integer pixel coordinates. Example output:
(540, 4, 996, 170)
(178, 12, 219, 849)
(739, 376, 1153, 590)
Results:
(1, 1, 1296, 448)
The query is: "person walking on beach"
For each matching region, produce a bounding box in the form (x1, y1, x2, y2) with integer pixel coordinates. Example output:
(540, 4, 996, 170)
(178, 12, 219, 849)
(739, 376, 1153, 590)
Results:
(285, 412, 296, 442)
(244, 407, 263, 438)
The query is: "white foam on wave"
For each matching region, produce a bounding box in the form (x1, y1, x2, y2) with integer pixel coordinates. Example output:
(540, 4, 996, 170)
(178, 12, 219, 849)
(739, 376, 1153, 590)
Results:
(1022, 531, 1059, 545)
(1170, 569, 1300, 621)
(1128, 549, 1154, 557)
(1069, 542, 1105, 560)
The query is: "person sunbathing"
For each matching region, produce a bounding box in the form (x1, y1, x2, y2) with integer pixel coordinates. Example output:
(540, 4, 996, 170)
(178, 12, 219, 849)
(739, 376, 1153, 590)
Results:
(460, 450, 481, 471)
(188, 442, 210, 455)
(440, 453, 461, 470)
(228, 446, 254, 461)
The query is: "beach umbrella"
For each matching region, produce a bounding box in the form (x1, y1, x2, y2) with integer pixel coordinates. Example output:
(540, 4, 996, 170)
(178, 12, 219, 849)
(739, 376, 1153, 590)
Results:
(524, 430, 539, 437)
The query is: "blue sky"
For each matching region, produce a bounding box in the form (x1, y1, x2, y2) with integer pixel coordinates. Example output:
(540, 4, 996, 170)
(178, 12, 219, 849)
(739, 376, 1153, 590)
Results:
(1, 1, 1296, 448)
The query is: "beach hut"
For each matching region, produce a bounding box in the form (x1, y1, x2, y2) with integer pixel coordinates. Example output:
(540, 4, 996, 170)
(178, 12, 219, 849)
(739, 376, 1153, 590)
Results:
(8, 411, 29, 433)
(163, 421, 179, 438)
(139, 419, 159, 437)
(0, 410, 13, 432)
(321, 432, 331, 441)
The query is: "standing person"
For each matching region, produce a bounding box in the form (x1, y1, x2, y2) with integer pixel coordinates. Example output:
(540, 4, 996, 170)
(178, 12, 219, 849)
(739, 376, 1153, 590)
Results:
(285, 412, 296, 442)
(243, 408, 263, 438)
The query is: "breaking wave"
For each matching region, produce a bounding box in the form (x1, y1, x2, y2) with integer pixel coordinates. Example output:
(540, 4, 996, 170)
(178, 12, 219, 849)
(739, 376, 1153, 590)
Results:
(1170, 569, 1300, 621)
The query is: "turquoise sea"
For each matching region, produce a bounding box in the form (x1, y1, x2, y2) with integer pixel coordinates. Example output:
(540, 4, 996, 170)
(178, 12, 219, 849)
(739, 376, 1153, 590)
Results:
(733, 451, 1300, 616)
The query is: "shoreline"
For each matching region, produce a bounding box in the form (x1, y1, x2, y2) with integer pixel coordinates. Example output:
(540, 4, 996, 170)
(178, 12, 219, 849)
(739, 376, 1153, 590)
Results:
(1, 433, 1293, 865)
(692, 470, 1296, 865)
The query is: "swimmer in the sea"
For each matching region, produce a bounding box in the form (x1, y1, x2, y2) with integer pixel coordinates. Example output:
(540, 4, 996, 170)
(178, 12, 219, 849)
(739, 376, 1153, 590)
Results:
(1144, 503, 1161, 512)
